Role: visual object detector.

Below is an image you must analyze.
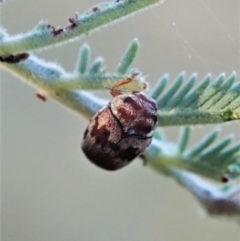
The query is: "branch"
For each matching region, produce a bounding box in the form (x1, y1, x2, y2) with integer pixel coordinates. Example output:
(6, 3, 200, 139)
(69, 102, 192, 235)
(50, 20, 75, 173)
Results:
(0, 0, 162, 54)
(141, 127, 240, 222)
(143, 127, 240, 182)
(0, 40, 146, 119)
(169, 170, 240, 223)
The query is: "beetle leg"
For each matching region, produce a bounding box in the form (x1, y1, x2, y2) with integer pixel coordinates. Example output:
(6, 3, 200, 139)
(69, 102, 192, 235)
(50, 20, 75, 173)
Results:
(110, 73, 139, 97)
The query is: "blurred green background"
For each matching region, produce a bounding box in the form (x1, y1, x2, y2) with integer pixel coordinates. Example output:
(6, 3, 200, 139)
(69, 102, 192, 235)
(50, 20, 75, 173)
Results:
(1, 0, 240, 240)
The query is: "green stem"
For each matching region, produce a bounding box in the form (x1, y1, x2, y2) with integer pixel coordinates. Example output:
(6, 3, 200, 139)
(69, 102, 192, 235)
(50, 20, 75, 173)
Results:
(0, 0, 161, 54)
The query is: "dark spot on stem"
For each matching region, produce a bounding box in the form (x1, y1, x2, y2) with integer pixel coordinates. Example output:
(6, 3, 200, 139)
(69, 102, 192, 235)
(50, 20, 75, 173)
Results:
(92, 6, 101, 12)
(36, 93, 47, 102)
(0, 53, 29, 64)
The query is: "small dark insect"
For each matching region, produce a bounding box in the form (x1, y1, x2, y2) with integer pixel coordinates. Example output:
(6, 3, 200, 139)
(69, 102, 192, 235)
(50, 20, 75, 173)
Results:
(36, 92, 47, 102)
(221, 174, 229, 183)
(0, 53, 29, 64)
(67, 13, 78, 30)
(81, 74, 158, 171)
(92, 6, 101, 12)
(48, 24, 64, 36)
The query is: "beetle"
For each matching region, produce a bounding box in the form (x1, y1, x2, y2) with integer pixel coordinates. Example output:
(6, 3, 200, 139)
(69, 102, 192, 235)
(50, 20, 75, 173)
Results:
(81, 74, 158, 171)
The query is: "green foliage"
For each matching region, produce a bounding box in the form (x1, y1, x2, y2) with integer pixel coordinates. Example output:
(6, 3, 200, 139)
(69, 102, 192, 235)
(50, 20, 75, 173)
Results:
(0, 0, 239, 222)
(0, 0, 161, 54)
(151, 72, 240, 125)
(144, 127, 240, 182)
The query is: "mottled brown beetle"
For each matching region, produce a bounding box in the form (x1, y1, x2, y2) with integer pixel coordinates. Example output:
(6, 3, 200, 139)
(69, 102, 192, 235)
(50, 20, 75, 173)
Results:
(81, 74, 158, 171)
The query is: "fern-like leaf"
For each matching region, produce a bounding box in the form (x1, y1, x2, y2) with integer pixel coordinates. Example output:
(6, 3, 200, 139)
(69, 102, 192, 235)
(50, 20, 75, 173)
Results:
(0, 0, 161, 53)
(142, 127, 240, 221)
(0, 40, 147, 119)
(151, 72, 240, 126)
(144, 127, 240, 182)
